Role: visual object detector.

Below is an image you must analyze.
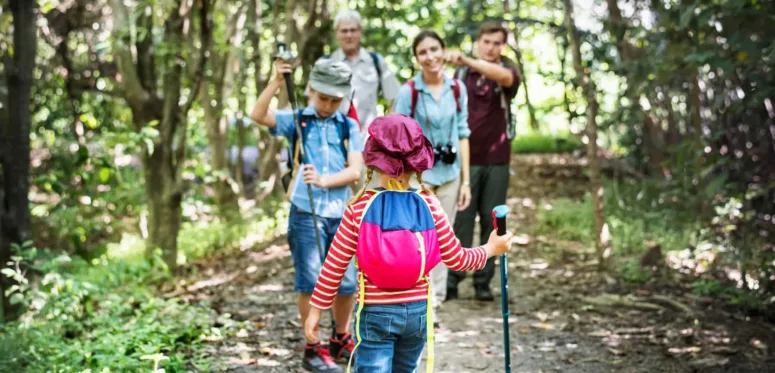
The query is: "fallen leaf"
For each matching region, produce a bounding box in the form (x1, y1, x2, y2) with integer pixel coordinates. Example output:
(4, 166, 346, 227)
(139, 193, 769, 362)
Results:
(530, 323, 554, 330)
(614, 327, 653, 335)
(667, 346, 702, 356)
(571, 313, 581, 321)
(588, 329, 611, 337)
(608, 348, 626, 356)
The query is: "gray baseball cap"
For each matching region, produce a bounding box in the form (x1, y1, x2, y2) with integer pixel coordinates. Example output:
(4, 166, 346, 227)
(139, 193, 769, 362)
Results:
(308, 59, 352, 98)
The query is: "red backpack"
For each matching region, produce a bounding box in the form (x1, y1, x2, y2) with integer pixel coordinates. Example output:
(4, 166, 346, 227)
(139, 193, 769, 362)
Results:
(407, 79, 462, 118)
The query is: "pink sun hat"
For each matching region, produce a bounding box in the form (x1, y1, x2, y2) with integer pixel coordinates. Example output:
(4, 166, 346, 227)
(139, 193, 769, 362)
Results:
(363, 114, 435, 178)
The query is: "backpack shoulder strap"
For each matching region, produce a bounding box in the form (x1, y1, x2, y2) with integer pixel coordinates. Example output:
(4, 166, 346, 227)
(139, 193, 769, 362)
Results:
(339, 116, 351, 156)
(452, 79, 462, 113)
(288, 109, 311, 166)
(369, 51, 383, 94)
(369, 51, 382, 81)
(454, 66, 467, 82)
(369, 52, 382, 77)
(407, 80, 418, 118)
(355, 189, 385, 229)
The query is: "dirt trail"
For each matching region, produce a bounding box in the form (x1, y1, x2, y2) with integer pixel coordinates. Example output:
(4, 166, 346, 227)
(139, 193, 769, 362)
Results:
(179, 155, 775, 373)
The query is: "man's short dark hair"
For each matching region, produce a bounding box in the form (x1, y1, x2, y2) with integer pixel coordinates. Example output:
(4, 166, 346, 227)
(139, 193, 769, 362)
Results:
(477, 22, 508, 42)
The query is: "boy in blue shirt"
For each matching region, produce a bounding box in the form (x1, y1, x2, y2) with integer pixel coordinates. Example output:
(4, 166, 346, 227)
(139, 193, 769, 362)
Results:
(251, 59, 364, 373)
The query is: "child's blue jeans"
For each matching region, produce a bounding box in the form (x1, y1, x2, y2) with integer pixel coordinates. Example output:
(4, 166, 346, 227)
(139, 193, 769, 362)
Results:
(287, 205, 357, 294)
(352, 301, 428, 373)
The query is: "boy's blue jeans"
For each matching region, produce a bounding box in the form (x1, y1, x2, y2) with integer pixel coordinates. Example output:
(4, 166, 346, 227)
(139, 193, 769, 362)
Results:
(288, 205, 357, 294)
(352, 301, 428, 373)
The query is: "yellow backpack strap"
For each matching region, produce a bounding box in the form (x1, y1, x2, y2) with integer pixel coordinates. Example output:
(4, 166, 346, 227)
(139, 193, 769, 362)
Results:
(284, 139, 302, 202)
(426, 276, 435, 373)
(347, 269, 367, 373)
(387, 178, 404, 191)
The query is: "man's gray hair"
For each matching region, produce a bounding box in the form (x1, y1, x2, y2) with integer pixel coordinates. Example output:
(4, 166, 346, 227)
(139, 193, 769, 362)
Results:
(334, 9, 362, 30)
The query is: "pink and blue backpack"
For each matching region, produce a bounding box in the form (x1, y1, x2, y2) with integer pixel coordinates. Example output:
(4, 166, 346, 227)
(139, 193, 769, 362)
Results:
(348, 184, 441, 373)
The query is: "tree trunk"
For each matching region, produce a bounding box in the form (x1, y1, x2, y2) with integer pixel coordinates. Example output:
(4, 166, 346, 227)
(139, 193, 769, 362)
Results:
(564, 0, 609, 271)
(109, 0, 210, 269)
(1, 0, 36, 321)
(235, 58, 248, 193)
(201, 4, 245, 217)
(641, 101, 666, 175)
(204, 108, 238, 214)
(511, 0, 539, 130)
(605, 0, 665, 176)
(142, 144, 182, 267)
(689, 70, 703, 150)
(299, 0, 331, 84)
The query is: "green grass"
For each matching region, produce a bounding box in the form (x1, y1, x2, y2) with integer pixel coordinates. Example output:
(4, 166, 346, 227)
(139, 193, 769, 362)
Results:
(511, 131, 583, 154)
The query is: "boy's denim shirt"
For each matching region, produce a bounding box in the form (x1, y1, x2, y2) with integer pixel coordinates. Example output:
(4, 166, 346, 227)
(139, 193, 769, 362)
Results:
(394, 74, 470, 186)
(271, 106, 364, 218)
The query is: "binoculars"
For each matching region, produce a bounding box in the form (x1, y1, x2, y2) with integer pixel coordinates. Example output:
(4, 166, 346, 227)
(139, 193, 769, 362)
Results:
(434, 143, 457, 165)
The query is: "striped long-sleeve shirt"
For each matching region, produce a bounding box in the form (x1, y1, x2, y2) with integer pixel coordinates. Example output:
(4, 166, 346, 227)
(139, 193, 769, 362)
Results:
(310, 190, 489, 310)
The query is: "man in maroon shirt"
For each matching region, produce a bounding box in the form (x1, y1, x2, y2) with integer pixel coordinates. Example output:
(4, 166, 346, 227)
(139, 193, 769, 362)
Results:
(445, 22, 521, 301)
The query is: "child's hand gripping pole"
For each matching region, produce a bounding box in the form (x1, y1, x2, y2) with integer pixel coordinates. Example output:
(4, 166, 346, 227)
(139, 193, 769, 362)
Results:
(492, 205, 511, 373)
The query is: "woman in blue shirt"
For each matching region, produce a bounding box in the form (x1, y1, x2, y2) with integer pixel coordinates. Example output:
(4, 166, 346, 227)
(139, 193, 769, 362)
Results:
(393, 30, 471, 326)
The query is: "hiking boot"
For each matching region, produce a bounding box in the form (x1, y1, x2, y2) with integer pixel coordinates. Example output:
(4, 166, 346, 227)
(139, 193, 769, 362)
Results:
(474, 286, 495, 301)
(303, 343, 342, 373)
(328, 333, 355, 362)
(444, 286, 458, 302)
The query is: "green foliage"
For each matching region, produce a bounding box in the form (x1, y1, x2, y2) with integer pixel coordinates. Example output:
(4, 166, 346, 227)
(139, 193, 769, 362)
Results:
(536, 179, 695, 256)
(620, 259, 652, 285)
(511, 131, 583, 154)
(0, 245, 242, 372)
(691, 279, 763, 313)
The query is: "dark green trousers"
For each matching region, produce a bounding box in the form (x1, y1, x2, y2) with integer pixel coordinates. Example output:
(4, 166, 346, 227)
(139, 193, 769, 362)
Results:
(449, 164, 510, 289)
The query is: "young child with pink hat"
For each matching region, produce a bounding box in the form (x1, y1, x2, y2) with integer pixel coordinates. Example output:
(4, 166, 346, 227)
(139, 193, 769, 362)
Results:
(304, 114, 513, 373)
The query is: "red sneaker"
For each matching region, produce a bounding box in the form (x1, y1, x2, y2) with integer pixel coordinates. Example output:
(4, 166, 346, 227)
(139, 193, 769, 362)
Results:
(328, 333, 355, 361)
(302, 343, 342, 373)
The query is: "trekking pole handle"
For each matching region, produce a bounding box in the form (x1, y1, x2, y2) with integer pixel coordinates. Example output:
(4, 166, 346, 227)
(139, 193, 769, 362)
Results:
(283, 73, 296, 108)
(492, 205, 509, 236)
(274, 42, 298, 109)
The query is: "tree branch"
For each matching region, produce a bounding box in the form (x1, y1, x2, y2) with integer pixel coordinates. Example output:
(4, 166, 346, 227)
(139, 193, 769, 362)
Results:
(181, 0, 212, 116)
(177, 0, 213, 180)
(136, 3, 156, 95)
(107, 0, 152, 120)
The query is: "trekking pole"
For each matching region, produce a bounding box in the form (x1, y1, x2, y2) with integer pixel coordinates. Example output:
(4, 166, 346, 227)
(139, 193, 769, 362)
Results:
(492, 205, 511, 373)
(274, 42, 335, 336)
(274, 42, 326, 264)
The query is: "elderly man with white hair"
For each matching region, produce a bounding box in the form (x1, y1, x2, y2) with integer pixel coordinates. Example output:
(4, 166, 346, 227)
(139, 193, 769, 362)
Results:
(313, 9, 401, 134)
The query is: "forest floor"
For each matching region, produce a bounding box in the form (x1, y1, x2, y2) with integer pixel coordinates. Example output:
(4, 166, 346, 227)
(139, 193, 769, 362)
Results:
(171, 154, 775, 373)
